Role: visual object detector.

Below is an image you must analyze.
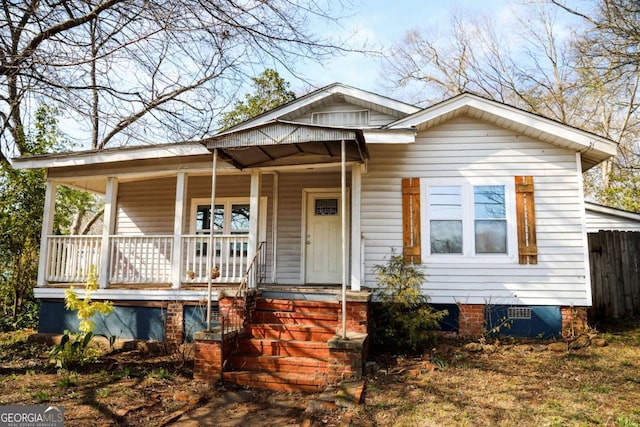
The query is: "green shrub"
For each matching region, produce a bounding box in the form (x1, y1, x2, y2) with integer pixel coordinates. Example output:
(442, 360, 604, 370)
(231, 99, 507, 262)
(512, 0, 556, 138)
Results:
(49, 266, 115, 368)
(373, 253, 447, 354)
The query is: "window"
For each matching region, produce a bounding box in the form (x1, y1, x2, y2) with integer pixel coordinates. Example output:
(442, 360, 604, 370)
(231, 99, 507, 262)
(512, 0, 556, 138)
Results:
(190, 197, 268, 257)
(429, 186, 463, 254)
(423, 181, 515, 259)
(474, 186, 506, 254)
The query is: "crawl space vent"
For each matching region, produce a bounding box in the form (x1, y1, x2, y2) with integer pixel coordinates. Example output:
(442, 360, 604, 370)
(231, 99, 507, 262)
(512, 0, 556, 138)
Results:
(508, 307, 532, 320)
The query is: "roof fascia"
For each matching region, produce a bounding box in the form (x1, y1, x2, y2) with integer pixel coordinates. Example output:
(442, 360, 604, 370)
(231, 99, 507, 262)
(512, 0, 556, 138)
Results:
(226, 83, 420, 133)
(388, 93, 618, 158)
(585, 202, 640, 222)
(12, 143, 211, 170)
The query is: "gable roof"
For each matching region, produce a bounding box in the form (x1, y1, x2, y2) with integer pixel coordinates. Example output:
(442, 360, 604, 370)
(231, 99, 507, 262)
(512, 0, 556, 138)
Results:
(224, 82, 421, 133)
(386, 92, 618, 171)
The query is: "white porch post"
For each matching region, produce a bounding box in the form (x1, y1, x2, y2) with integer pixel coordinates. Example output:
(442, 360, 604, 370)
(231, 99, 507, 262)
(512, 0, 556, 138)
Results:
(206, 150, 218, 330)
(248, 170, 262, 289)
(172, 172, 188, 289)
(99, 177, 118, 289)
(37, 180, 57, 287)
(271, 172, 279, 283)
(341, 140, 348, 339)
(350, 164, 362, 292)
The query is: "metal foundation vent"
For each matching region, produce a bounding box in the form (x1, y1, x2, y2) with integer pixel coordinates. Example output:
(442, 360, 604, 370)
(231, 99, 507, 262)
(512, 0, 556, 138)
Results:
(508, 307, 532, 319)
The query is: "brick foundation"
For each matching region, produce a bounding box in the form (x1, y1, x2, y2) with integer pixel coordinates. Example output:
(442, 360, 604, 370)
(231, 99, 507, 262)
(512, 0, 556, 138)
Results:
(165, 302, 184, 349)
(458, 304, 485, 337)
(561, 306, 588, 338)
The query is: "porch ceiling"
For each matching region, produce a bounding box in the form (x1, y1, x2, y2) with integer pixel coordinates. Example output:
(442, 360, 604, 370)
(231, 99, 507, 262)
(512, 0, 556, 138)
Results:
(203, 121, 368, 169)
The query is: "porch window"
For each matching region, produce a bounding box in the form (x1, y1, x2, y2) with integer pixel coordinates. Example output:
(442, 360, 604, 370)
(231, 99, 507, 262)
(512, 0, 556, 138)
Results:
(194, 201, 250, 256)
(423, 181, 515, 259)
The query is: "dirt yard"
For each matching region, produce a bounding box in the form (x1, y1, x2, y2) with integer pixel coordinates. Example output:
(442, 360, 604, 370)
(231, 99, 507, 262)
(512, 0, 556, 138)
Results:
(1, 321, 639, 426)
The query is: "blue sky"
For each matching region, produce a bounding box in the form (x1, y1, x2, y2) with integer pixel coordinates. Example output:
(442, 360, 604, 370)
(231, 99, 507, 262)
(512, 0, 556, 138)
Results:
(288, 0, 513, 94)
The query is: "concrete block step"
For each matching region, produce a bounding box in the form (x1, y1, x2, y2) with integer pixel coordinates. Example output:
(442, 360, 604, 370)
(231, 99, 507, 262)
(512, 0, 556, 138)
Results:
(246, 323, 337, 342)
(223, 370, 326, 393)
(229, 355, 327, 373)
(238, 338, 330, 358)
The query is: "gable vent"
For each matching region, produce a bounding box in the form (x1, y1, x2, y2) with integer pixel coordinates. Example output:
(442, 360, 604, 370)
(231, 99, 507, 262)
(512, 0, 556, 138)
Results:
(312, 110, 369, 127)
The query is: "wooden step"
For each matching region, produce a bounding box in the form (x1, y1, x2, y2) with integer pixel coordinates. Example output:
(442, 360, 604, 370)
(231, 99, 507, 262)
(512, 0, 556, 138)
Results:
(238, 338, 330, 358)
(223, 370, 326, 393)
(256, 298, 339, 313)
(246, 323, 337, 342)
(229, 355, 327, 373)
(252, 311, 338, 327)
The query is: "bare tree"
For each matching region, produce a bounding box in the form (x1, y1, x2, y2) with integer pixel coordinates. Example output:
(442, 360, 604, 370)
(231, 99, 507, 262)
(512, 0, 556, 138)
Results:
(381, 1, 640, 210)
(0, 1, 357, 164)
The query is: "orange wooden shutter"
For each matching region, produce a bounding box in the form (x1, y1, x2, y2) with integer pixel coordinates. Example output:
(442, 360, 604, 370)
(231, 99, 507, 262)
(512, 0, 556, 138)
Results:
(402, 178, 421, 263)
(515, 176, 537, 264)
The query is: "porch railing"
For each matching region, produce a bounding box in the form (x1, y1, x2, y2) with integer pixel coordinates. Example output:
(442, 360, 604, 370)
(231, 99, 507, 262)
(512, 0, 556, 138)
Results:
(43, 234, 261, 285)
(181, 235, 250, 283)
(45, 236, 102, 282)
(109, 236, 173, 283)
(216, 241, 265, 338)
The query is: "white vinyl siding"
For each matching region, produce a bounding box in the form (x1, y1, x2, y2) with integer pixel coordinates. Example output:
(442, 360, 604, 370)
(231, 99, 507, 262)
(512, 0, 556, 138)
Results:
(585, 209, 640, 232)
(361, 115, 590, 306)
(116, 177, 176, 235)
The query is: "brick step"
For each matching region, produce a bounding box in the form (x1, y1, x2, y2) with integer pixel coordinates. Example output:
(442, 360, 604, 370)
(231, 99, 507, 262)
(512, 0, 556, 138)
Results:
(256, 298, 339, 313)
(238, 338, 330, 358)
(223, 370, 326, 393)
(229, 354, 327, 373)
(252, 311, 338, 327)
(246, 323, 337, 342)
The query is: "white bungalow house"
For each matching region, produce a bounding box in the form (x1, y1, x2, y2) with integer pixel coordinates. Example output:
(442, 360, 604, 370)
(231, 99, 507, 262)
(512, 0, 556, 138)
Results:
(13, 83, 618, 390)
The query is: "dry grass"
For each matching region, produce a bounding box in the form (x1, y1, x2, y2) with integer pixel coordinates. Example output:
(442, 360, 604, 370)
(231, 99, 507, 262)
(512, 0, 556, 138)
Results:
(352, 320, 640, 427)
(1, 321, 639, 426)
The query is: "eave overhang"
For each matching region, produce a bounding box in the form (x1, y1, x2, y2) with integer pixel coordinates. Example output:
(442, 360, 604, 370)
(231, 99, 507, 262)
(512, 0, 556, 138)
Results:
(387, 93, 618, 172)
(11, 142, 210, 170)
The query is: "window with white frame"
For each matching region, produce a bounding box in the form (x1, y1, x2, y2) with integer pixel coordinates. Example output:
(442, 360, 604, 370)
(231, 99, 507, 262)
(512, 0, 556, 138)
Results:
(190, 197, 267, 257)
(423, 181, 514, 259)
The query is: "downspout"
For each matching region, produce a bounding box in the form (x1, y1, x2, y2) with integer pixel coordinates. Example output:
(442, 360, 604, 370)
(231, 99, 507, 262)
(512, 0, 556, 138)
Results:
(206, 149, 218, 330)
(341, 140, 348, 339)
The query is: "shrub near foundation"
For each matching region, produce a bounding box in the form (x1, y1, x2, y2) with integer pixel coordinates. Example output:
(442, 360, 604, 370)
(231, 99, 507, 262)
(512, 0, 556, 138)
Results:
(373, 253, 447, 354)
(49, 266, 114, 368)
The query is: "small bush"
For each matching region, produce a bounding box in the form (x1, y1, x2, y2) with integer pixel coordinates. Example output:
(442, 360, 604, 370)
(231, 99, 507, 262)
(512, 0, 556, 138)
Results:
(49, 266, 115, 369)
(373, 253, 447, 354)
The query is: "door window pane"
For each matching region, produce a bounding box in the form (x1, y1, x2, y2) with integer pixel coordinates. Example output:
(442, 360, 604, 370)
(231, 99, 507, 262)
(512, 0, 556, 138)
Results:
(315, 199, 338, 216)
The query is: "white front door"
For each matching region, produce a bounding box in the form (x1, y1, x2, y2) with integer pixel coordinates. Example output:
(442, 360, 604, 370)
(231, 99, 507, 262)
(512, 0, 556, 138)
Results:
(304, 191, 346, 284)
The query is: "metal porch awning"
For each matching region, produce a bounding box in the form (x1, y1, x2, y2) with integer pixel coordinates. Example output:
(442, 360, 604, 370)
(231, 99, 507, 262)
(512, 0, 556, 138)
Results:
(202, 120, 369, 169)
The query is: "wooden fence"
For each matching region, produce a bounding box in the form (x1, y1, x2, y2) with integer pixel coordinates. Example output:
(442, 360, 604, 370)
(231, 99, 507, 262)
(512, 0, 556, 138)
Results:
(588, 231, 640, 319)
